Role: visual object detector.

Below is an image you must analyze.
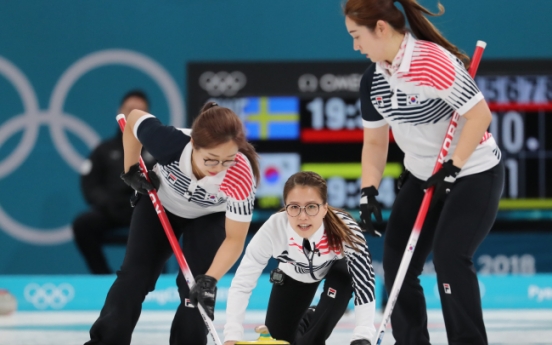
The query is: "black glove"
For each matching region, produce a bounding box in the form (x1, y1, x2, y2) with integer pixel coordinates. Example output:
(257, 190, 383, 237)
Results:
(120, 163, 160, 195)
(351, 339, 371, 345)
(359, 186, 383, 237)
(189, 274, 217, 320)
(420, 160, 461, 207)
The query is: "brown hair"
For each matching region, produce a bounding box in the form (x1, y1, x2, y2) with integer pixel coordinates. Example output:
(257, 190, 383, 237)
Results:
(282, 171, 365, 253)
(343, 0, 470, 69)
(191, 102, 260, 184)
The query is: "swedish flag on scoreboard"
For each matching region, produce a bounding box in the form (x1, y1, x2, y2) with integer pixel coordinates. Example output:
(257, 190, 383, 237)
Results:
(243, 96, 299, 140)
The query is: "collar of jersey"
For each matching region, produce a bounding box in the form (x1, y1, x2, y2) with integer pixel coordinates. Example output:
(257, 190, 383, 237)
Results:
(285, 219, 325, 247)
(375, 32, 417, 76)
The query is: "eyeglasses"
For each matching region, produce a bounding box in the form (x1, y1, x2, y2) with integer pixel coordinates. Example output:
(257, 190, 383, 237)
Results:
(203, 158, 237, 167)
(285, 203, 322, 217)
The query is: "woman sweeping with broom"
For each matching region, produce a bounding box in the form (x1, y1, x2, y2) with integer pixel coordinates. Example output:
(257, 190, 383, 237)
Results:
(224, 172, 376, 345)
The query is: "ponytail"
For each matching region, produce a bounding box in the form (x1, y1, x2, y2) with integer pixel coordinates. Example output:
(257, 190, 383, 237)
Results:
(398, 0, 470, 68)
(237, 143, 260, 185)
(344, 0, 470, 69)
(324, 206, 365, 254)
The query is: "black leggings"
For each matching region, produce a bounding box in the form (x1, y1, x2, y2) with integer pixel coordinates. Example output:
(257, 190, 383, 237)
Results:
(85, 196, 226, 345)
(265, 259, 353, 345)
(383, 161, 504, 345)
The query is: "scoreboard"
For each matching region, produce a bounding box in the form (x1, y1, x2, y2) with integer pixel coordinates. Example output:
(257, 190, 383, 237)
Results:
(187, 60, 552, 223)
(476, 67, 552, 206)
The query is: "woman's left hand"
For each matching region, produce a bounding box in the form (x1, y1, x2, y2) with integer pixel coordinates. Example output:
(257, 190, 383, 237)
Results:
(421, 160, 461, 207)
(189, 274, 218, 320)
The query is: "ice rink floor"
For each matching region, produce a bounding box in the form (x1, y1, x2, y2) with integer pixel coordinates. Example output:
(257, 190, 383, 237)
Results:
(1, 309, 551, 345)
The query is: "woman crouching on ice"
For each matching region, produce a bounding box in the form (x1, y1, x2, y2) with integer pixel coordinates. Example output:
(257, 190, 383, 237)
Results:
(224, 171, 376, 345)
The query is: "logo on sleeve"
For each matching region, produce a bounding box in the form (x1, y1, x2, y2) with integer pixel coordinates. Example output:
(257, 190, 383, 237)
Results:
(443, 283, 452, 294)
(328, 287, 337, 298)
(407, 94, 419, 106)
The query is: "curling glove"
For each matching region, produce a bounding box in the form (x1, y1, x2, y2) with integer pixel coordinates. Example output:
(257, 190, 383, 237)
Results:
(421, 160, 461, 207)
(359, 186, 383, 237)
(120, 163, 160, 195)
(189, 274, 218, 320)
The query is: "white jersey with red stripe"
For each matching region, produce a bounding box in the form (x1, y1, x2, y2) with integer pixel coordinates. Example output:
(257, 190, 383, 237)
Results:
(361, 33, 501, 180)
(224, 210, 376, 342)
(133, 114, 256, 221)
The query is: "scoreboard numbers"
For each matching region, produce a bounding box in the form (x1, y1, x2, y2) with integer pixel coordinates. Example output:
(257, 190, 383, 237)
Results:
(306, 97, 362, 130)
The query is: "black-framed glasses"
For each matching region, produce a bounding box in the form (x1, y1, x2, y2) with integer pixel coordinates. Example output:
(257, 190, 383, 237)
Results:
(285, 203, 322, 217)
(203, 158, 237, 167)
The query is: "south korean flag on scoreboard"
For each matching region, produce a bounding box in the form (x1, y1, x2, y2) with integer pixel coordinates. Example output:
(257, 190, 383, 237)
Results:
(256, 153, 300, 198)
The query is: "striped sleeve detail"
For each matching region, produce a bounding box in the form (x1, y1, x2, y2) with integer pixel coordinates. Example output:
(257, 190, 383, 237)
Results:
(335, 211, 376, 305)
(403, 41, 455, 90)
(220, 154, 254, 201)
(221, 153, 256, 222)
(404, 40, 483, 115)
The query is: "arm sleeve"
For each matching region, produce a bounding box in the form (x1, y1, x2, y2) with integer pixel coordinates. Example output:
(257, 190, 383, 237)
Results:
(224, 223, 274, 342)
(135, 115, 189, 165)
(360, 64, 387, 129)
(221, 154, 256, 222)
(339, 212, 377, 342)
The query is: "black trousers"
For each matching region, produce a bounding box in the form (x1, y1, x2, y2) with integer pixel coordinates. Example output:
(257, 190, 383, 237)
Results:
(383, 161, 504, 345)
(85, 197, 226, 345)
(265, 259, 353, 345)
(73, 208, 132, 274)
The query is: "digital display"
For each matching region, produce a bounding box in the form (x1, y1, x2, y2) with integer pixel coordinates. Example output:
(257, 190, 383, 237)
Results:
(301, 97, 363, 142)
(187, 60, 552, 222)
(256, 153, 301, 209)
(476, 71, 552, 209)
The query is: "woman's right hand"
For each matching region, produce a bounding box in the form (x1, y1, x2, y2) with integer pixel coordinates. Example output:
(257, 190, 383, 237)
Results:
(120, 163, 160, 194)
(224, 341, 237, 345)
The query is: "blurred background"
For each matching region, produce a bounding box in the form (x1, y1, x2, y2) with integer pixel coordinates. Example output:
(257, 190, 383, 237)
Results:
(1, 0, 552, 314)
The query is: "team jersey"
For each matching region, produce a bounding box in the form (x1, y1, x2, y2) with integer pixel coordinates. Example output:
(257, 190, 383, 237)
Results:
(134, 114, 256, 222)
(361, 33, 501, 180)
(224, 211, 376, 342)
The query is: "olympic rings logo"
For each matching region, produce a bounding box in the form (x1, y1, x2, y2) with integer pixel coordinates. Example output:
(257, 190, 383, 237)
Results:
(199, 71, 246, 96)
(0, 50, 184, 245)
(24, 283, 75, 309)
